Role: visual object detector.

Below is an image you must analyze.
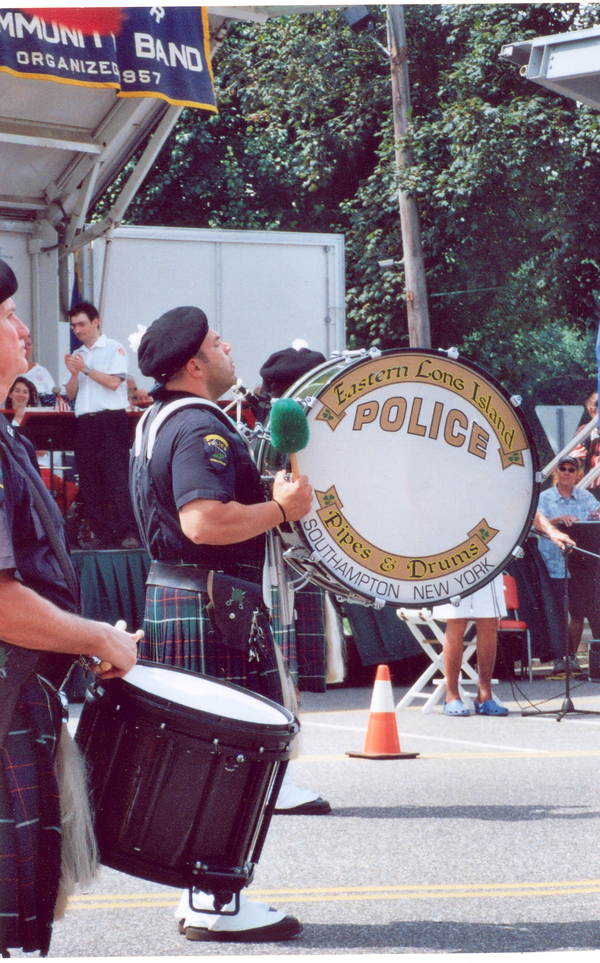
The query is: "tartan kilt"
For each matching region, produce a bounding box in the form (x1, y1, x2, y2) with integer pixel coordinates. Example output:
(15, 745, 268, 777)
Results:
(141, 585, 284, 705)
(0, 675, 62, 956)
(270, 582, 327, 693)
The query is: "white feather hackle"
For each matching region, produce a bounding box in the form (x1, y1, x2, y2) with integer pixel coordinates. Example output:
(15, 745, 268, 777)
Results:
(128, 324, 147, 353)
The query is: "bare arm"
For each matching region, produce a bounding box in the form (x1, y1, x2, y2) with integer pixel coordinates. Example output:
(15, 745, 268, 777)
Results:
(0, 570, 137, 679)
(533, 510, 575, 549)
(547, 513, 578, 527)
(63, 365, 79, 400)
(179, 469, 312, 546)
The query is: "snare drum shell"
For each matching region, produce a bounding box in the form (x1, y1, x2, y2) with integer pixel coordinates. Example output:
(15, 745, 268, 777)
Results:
(75, 662, 298, 890)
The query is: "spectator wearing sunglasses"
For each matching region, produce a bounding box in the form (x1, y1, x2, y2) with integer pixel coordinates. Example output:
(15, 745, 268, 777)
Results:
(537, 455, 600, 673)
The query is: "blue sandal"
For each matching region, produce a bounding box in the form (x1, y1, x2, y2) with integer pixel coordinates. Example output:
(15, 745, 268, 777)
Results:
(443, 699, 470, 716)
(474, 699, 508, 716)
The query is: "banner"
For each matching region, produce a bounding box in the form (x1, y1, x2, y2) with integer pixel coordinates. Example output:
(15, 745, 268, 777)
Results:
(0, 7, 217, 111)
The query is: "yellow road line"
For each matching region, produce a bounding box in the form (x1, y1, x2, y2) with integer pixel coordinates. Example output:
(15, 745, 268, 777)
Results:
(67, 878, 600, 911)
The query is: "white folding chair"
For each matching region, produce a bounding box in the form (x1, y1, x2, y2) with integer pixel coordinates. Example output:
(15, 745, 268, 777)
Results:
(395, 608, 481, 713)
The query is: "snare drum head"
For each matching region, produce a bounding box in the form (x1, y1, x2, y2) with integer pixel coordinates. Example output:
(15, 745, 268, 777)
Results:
(259, 350, 538, 608)
(124, 663, 290, 726)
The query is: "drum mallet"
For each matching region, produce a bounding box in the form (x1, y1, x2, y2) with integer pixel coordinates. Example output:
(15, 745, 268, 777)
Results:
(269, 398, 309, 481)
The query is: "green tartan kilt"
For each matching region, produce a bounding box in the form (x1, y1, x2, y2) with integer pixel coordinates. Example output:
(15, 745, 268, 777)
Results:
(270, 581, 327, 693)
(0, 676, 62, 956)
(140, 585, 284, 705)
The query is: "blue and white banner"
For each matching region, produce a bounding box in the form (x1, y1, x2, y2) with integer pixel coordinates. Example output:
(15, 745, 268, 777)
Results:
(0, 7, 217, 111)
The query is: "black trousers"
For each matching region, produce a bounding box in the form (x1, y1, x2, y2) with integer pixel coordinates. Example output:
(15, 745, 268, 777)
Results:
(74, 409, 138, 543)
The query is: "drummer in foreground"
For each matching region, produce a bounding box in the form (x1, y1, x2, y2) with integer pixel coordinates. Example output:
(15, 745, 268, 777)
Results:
(130, 307, 312, 942)
(0, 257, 138, 957)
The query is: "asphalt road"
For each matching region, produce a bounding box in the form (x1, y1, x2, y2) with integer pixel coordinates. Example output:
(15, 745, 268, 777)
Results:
(18, 673, 600, 959)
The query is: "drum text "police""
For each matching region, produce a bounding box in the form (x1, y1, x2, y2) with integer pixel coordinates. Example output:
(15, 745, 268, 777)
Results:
(352, 397, 490, 459)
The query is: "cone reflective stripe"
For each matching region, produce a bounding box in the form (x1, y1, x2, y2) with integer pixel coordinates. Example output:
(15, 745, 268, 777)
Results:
(347, 665, 419, 760)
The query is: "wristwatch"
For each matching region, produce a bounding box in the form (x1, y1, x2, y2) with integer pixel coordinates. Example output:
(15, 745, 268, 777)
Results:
(83, 366, 91, 375)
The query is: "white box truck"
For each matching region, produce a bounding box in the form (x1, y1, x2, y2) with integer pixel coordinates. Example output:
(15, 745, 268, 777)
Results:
(81, 225, 346, 393)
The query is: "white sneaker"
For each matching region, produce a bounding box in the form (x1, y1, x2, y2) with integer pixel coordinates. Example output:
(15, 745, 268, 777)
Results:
(273, 769, 331, 814)
(176, 889, 302, 942)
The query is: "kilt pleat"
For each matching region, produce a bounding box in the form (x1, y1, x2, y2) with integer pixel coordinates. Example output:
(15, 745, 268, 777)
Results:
(270, 582, 327, 693)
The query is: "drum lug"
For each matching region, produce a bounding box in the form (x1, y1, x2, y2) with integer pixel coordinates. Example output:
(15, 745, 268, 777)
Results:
(512, 545, 525, 559)
(443, 346, 460, 360)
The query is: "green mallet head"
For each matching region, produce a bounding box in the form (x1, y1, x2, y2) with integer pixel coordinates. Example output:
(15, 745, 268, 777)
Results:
(269, 398, 310, 456)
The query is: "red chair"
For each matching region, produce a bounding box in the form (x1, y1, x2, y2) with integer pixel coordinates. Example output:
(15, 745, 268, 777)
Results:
(497, 574, 532, 681)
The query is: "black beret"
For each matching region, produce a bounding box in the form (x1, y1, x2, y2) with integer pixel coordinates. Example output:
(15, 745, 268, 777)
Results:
(138, 306, 209, 382)
(260, 346, 326, 395)
(0, 257, 17, 304)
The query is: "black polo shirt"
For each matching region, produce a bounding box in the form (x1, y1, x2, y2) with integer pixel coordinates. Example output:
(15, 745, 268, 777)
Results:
(134, 395, 266, 578)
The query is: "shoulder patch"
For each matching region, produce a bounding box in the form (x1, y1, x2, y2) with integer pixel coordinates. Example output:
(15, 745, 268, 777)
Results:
(203, 433, 229, 471)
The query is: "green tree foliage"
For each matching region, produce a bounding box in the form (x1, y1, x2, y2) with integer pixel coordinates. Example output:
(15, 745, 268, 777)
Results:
(99, 3, 600, 401)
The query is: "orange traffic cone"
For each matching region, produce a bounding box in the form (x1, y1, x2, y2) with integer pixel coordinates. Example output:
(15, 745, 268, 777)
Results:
(346, 665, 419, 760)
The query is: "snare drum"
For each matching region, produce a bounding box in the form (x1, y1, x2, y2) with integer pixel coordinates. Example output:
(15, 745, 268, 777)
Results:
(75, 662, 298, 896)
(258, 349, 538, 608)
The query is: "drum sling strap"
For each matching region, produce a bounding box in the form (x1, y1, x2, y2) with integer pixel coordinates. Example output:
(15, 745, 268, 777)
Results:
(0, 438, 80, 747)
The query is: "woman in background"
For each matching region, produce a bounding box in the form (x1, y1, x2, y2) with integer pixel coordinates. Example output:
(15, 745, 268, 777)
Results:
(5, 374, 38, 423)
(5, 376, 77, 513)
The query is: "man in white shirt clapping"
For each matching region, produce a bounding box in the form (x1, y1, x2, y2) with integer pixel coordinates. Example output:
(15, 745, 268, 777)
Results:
(65, 301, 140, 550)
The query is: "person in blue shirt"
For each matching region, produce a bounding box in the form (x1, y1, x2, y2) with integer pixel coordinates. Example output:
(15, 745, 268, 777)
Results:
(537, 455, 600, 673)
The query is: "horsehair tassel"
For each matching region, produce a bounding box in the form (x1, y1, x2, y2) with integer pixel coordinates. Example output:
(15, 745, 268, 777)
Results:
(269, 399, 309, 481)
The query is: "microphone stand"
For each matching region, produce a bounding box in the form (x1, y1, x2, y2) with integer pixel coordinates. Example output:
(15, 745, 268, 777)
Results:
(523, 538, 600, 721)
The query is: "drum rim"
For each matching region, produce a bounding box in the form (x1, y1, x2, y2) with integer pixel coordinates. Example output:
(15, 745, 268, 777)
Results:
(261, 347, 541, 607)
(111, 660, 297, 731)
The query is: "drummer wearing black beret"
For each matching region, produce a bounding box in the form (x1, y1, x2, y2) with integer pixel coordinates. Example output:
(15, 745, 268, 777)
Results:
(260, 344, 326, 397)
(131, 307, 312, 942)
(254, 343, 326, 425)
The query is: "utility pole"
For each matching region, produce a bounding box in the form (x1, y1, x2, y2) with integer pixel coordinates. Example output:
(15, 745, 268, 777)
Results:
(387, 5, 431, 348)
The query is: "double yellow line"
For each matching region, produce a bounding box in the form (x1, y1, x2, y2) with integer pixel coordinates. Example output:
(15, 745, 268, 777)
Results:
(68, 878, 600, 911)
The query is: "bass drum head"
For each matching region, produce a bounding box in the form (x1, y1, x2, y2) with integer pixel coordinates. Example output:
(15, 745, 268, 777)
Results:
(258, 349, 539, 608)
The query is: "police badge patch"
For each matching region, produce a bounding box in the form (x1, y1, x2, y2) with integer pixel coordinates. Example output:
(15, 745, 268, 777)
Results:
(203, 433, 229, 471)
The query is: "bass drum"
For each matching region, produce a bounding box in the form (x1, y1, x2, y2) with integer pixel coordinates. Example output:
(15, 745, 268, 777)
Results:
(75, 662, 298, 898)
(257, 348, 539, 609)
